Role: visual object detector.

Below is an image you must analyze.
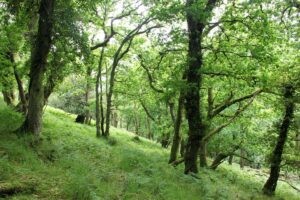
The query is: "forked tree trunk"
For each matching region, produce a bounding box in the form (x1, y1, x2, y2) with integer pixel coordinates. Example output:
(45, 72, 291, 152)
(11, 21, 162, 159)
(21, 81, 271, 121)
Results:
(19, 0, 55, 136)
(262, 85, 295, 196)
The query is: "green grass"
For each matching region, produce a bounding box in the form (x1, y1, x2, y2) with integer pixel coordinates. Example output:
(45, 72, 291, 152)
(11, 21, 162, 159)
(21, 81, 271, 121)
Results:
(0, 100, 299, 199)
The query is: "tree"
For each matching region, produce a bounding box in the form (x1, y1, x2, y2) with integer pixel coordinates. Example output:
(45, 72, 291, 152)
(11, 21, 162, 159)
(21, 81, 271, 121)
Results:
(19, 0, 55, 136)
(262, 85, 295, 195)
(184, 0, 218, 174)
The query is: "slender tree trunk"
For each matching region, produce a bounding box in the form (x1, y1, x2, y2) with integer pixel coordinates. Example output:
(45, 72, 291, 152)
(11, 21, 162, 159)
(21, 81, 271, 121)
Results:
(228, 134, 236, 165)
(169, 92, 184, 163)
(2, 90, 15, 106)
(146, 116, 152, 139)
(19, 0, 55, 136)
(262, 85, 295, 196)
(96, 48, 105, 137)
(126, 117, 131, 131)
(239, 149, 245, 169)
(85, 66, 92, 124)
(228, 155, 233, 165)
(180, 139, 186, 157)
(10, 54, 27, 113)
(44, 74, 55, 105)
(134, 114, 139, 135)
(100, 66, 105, 135)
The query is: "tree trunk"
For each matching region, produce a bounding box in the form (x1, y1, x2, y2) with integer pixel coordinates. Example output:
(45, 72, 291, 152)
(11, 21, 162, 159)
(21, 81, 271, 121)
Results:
(19, 0, 55, 136)
(228, 134, 236, 165)
(146, 116, 152, 140)
(180, 139, 186, 157)
(210, 153, 228, 170)
(199, 141, 208, 167)
(126, 117, 131, 131)
(169, 93, 184, 163)
(84, 66, 92, 124)
(228, 155, 233, 165)
(10, 53, 27, 113)
(184, 0, 205, 174)
(134, 114, 139, 135)
(262, 85, 295, 196)
(239, 149, 245, 169)
(96, 48, 105, 137)
(2, 90, 15, 106)
(210, 145, 240, 170)
(112, 111, 118, 127)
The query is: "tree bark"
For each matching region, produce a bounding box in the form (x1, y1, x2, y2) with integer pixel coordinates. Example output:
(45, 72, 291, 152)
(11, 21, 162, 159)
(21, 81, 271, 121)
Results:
(262, 85, 295, 196)
(2, 90, 15, 106)
(169, 92, 184, 163)
(199, 141, 208, 167)
(184, 0, 205, 174)
(84, 66, 92, 124)
(10, 53, 27, 113)
(210, 145, 240, 170)
(184, 0, 217, 174)
(180, 139, 186, 157)
(239, 149, 246, 169)
(19, 0, 55, 136)
(146, 116, 152, 139)
(96, 47, 105, 137)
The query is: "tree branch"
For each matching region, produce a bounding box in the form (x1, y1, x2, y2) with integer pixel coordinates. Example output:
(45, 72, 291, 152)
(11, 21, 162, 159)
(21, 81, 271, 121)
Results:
(211, 89, 262, 118)
(203, 93, 258, 142)
(139, 55, 164, 93)
(139, 99, 155, 121)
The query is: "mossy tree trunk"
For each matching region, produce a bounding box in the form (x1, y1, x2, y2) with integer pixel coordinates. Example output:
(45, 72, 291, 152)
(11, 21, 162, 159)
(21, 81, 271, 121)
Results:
(169, 92, 184, 163)
(19, 0, 55, 136)
(184, 0, 217, 174)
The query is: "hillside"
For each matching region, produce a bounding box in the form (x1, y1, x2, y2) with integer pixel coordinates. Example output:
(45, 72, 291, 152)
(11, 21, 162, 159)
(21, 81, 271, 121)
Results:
(0, 100, 298, 200)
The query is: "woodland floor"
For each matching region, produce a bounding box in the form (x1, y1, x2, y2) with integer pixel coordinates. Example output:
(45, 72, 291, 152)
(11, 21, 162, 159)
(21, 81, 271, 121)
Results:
(0, 99, 299, 200)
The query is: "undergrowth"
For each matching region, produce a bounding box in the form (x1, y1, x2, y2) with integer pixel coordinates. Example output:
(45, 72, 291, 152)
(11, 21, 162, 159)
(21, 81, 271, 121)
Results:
(0, 100, 298, 199)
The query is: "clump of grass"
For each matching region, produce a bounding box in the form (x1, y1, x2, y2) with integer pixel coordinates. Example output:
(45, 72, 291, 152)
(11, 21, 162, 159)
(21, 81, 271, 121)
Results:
(106, 136, 117, 146)
(132, 136, 141, 143)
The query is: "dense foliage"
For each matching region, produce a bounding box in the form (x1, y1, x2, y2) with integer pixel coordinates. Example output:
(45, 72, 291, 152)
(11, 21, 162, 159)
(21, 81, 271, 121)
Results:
(0, 0, 299, 198)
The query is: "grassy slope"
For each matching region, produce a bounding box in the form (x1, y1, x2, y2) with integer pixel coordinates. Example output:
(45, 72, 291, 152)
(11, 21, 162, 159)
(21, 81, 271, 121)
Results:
(0, 100, 298, 200)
